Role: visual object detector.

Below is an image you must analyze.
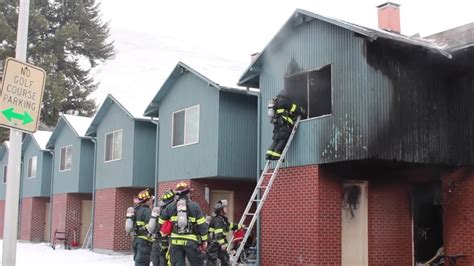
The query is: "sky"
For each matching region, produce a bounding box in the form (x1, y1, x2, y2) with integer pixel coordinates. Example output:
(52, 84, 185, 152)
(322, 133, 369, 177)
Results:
(92, 0, 474, 115)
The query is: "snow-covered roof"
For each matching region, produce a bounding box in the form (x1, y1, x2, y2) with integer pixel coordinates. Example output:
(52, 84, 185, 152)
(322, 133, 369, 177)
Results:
(32, 130, 53, 150)
(109, 93, 148, 120)
(4, 141, 9, 150)
(63, 114, 93, 137)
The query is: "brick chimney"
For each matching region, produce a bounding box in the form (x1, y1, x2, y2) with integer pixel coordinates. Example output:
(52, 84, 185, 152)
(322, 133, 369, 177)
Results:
(377, 2, 401, 33)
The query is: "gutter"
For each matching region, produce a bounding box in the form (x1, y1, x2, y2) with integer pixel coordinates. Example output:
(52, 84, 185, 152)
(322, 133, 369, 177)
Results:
(256, 92, 262, 265)
(150, 118, 159, 206)
(89, 136, 97, 250)
(48, 149, 54, 246)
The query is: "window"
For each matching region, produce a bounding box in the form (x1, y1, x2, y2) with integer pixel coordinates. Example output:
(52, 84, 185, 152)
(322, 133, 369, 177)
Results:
(59, 145, 72, 171)
(172, 105, 200, 147)
(105, 130, 123, 162)
(27, 156, 37, 178)
(2, 166, 6, 184)
(284, 64, 332, 119)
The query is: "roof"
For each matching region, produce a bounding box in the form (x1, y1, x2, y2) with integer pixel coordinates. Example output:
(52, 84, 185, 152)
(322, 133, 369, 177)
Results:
(86, 94, 151, 137)
(32, 131, 53, 150)
(46, 114, 93, 149)
(239, 8, 457, 87)
(144, 62, 258, 117)
(426, 22, 474, 52)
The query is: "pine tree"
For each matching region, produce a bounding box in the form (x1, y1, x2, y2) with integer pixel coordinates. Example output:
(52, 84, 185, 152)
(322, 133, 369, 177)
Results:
(0, 0, 114, 133)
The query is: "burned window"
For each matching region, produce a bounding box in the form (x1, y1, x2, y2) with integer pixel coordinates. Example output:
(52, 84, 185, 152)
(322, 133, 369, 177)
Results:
(284, 64, 332, 119)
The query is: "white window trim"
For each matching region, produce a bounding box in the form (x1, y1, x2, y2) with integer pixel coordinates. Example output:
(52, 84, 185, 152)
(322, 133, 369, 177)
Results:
(104, 129, 123, 163)
(171, 105, 200, 148)
(59, 145, 72, 172)
(26, 156, 37, 179)
(2, 165, 6, 184)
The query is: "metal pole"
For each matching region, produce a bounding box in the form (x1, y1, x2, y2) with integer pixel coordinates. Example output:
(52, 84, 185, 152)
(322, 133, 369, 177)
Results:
(2, 0, 30, 265)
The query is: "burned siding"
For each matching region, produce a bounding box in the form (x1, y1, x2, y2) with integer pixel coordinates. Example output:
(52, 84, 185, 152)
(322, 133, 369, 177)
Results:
(365, 39, 474, 165)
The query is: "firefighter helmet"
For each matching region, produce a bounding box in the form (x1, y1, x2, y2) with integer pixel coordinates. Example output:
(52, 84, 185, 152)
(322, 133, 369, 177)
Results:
(134, 188, 154, 204)
(213, 199, 228, 214)
(158, 190, 175, 207)
(175, 182, 192, 195)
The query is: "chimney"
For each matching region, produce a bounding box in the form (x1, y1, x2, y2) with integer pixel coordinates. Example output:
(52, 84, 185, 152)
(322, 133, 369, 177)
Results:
(377, 2, 401, 33)
(250, 52, 260, 63)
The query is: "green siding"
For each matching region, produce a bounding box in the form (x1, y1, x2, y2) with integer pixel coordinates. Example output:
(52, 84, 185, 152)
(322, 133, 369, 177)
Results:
(0, 148, 8, 200)
(259, 19, 369, 168)
(94, 103, 134, 189)
(52, 125, 82, 194)
(21, 139, 52, 197)
(78, 139, 94, 193)
(217, 91, 257, 179)
(133, 121, 156, 187)
(158, 71, 219, 181)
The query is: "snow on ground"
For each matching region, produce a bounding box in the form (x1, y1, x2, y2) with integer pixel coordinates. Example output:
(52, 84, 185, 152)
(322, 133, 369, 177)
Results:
(0, 241, 132, 265)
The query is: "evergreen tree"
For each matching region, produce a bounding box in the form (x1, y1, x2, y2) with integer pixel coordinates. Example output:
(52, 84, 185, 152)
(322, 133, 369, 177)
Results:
(0, 0, 114, 134)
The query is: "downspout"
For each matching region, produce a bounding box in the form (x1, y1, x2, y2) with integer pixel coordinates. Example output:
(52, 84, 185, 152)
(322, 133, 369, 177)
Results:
(89, 137, 97, 250)
(18, 160, 23, 239)
(150, 118, 159, 206)
(48, 149, 54, 245)
(256, 92, 262, 265)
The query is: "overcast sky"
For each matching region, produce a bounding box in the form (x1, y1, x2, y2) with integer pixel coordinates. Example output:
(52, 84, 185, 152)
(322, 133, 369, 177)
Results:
(93, 0, 474, 115)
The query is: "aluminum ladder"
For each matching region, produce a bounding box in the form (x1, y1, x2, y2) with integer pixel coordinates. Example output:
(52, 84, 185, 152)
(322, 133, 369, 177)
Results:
(228, 116, 301, 265)
(81, 224, 93, 249)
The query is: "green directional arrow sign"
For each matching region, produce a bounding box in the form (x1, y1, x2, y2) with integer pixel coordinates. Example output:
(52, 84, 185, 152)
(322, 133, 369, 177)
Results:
(1, 108, 33, 125)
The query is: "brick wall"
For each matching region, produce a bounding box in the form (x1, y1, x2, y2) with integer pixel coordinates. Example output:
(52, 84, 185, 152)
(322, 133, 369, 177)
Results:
(0, 200, 4, 238)
(368, 183, 412, 265)
(20, 197, 49, 242)
(93, 187, 142, 252)
(442, 167, 474, 266)
(157, 179, 255, 221)
(51, 193, 92, 245)
(260, 165, 341, 265)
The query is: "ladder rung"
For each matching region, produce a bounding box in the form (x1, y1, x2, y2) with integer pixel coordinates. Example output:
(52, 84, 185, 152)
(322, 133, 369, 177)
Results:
(245, 213, 256, 216)
(253, 199, 261, 202)
(258, 186, 267, 189)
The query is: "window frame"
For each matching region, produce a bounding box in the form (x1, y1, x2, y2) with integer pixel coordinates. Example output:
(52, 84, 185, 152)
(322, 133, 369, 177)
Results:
(27, 156, 37, 179)
(171, 105, 200, 148)
(2, 165, 7, 184)
(59, 145, 73, 172)
(284, 63, 334, 121)
(104, 129, 123, 163)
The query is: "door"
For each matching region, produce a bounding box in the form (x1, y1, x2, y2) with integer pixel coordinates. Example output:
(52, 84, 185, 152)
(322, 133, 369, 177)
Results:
(44, 203, 51, 242)
(210, 190, 234, 223)
(80, 200, 92, 244)
(341, 181, 368, 266)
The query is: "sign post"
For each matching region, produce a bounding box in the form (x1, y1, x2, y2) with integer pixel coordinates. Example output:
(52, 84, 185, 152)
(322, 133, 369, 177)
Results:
(0, 0, 45, 265)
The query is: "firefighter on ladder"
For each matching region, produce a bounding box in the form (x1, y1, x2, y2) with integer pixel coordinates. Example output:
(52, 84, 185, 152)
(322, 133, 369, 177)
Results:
(158, 182, 209, 266)
(207, 200, 243, 266)
(266, 89, 305, 160)
(125, 188, 155, 266)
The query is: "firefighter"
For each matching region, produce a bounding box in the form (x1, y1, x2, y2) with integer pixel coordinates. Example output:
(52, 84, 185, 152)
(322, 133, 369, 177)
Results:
(158, 182, 209, 266)
(148, 190, 175, 266)
(125, 188, 155, 266)
(266, 89, 305, 160)
(207, 200, 243, 266)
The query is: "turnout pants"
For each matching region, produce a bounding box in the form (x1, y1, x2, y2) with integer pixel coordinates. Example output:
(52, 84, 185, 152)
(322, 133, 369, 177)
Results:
(170, 239, 204, 266)
(133, 237, 153, 266)
(151, 240, 169, 266)
(267, 123, 292, 158)
(207, 247, 230, 266)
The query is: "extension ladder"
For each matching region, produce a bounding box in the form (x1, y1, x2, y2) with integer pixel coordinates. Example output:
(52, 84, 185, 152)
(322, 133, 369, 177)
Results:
(81, 224, 92, 249)
(228, 116, 301, 264)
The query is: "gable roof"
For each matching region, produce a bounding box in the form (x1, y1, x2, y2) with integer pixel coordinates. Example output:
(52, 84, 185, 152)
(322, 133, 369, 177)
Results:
(144, 62, 258, 117)
(86, 94, 150, 137)
(23, 130, 53, 152)
(46, 114, 93, 149)
(238, 8, 457, 87)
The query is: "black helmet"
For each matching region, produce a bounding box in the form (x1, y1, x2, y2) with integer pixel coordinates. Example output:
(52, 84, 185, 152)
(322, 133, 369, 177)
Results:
(277, 89, 289, 98)
(213, 199, 228, 214)
(158, 190, 175, 207)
